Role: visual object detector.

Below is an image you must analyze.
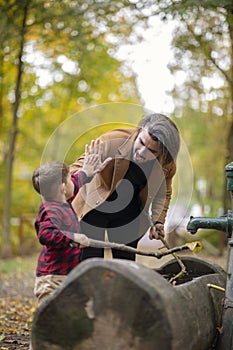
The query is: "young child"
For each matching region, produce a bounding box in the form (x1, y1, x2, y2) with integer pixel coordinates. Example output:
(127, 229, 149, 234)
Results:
(32, 141, 111, 305)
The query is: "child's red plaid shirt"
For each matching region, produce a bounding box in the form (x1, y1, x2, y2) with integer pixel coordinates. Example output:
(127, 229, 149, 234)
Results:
(35, 171, 88, 276)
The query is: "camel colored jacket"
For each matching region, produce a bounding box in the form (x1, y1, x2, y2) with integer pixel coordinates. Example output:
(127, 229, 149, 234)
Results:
(70, 128, 177, 236)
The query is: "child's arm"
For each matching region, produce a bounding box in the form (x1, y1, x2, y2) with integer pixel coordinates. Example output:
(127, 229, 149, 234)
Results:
(36, 205, 89, 248)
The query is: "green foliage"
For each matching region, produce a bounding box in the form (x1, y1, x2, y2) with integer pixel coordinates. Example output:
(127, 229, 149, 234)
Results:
(156, 1, 233, 219)
(0, 0, 157, 255)
(3, 0, 232, 254)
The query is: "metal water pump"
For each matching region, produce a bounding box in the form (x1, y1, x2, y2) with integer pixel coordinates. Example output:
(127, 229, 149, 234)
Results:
(187, 162, 233, 349)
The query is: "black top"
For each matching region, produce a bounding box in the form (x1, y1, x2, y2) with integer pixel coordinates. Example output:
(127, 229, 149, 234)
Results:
(95, 160, 154, 226)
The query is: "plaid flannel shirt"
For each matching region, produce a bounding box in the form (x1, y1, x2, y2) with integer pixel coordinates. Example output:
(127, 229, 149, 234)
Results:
(35, 171, 88, 277)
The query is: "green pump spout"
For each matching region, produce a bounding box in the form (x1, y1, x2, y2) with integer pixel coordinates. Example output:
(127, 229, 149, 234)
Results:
(187, 210, 233, 237)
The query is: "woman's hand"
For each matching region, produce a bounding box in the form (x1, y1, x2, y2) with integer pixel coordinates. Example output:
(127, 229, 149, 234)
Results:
(149, 223, 165, 240)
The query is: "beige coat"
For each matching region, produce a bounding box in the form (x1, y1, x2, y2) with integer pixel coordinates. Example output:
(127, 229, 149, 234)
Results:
(70, 128, 176, 236)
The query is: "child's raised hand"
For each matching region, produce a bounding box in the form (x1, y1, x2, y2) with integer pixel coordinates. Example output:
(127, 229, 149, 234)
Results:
(82, 139, 112, 177)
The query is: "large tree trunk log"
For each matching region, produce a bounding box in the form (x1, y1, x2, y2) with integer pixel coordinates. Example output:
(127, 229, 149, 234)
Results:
(31, 257, 226, 350)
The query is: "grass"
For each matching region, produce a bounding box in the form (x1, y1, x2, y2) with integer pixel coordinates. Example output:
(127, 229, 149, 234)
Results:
(0, 254, 37, 274)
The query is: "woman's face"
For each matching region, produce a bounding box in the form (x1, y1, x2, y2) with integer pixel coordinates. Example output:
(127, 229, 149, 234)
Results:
(132, 128, 160, 163)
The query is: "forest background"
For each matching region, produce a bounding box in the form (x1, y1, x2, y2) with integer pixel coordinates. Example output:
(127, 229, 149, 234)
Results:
(1, 0, 233, 259)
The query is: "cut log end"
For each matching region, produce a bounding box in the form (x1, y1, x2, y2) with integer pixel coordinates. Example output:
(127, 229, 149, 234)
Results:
(31, 257, 226, 350)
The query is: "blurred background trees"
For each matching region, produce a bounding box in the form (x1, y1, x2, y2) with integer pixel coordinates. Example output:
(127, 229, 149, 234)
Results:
(156, 0, 233, 253)
(1, 0, 233, 257)
(0, 0, 150, 257)
(157, 0, 233, 214)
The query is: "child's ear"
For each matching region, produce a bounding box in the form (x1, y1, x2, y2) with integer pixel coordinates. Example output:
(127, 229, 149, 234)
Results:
(60, 183, 66, 194)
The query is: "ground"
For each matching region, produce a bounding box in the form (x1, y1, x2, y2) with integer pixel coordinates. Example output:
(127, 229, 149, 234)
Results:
(0, 249, 228, 350)
(0, 256, 37, 350)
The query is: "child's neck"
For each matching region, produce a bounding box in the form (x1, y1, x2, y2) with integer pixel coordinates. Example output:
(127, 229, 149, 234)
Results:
(44, 193, 67, 203)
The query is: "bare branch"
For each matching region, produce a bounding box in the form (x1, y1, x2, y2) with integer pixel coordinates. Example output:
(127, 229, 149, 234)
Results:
(71, 238, 200, 259)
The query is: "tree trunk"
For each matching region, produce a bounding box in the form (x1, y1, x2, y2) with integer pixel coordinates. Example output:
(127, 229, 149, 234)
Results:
(1, 2, 29, 258)
(31, 257, 226, 350)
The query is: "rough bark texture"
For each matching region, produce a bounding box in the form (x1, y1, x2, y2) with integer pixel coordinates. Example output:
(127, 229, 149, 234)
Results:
(1, 2, 29, 258)
(31, 257, 226, 350)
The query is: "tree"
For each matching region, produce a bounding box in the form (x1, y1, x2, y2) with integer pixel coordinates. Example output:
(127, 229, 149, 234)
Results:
(1, 0, 30, 257)
(155, 0, 233, 213)
(0, 0, 156, 257)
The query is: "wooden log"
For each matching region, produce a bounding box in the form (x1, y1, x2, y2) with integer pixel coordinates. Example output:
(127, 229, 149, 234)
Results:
(31, 257, 226, 350)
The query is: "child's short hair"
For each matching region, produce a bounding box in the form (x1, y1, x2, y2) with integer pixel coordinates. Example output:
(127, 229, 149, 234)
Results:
(32, 161, 69, 200)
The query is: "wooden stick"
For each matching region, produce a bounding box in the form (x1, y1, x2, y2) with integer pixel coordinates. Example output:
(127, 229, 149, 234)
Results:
(71, 238, 193, 259)
(148, 217, 188, 281)
(158, 236, 187, 283)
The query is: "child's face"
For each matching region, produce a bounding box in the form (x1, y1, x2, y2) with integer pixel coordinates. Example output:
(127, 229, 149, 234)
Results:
(64, 172, 74, 200)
